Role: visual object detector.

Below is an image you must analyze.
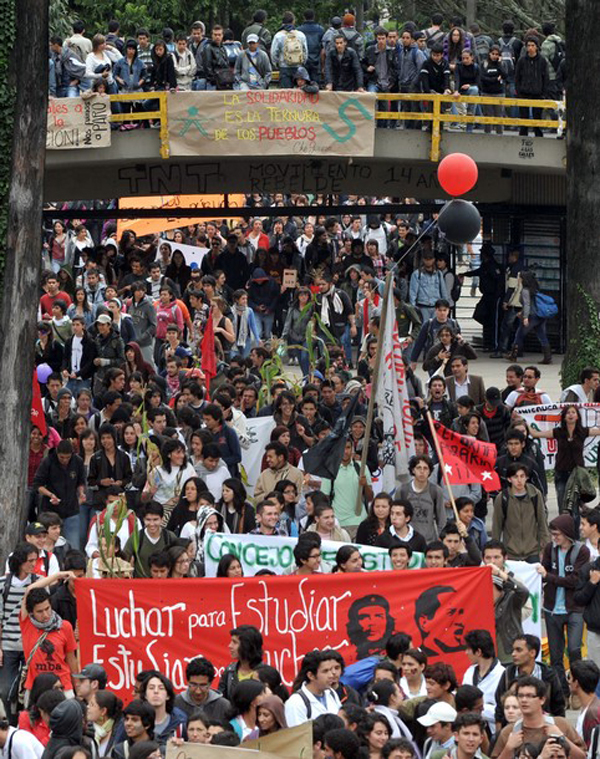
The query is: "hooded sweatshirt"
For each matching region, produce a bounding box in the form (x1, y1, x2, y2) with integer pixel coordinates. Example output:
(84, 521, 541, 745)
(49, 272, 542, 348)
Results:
(247, 694, 288, 739)
(248, 268, 280, 314)
(542, 514, 590, 613)
(42, 700, 83, 759)
(174, 685, 231, 721)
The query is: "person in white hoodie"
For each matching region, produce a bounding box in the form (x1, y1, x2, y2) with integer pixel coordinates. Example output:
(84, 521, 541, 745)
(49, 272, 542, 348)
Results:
(461, 629, 505, 735)
(285, 650, 342, 727)
(171, 33, 197, 90)
(560, 366, 600, 403)
(85, 33, 122, 93)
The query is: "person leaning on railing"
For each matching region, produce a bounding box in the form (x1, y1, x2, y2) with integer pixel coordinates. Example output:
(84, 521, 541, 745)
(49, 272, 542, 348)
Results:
(418, 43, 451, 132)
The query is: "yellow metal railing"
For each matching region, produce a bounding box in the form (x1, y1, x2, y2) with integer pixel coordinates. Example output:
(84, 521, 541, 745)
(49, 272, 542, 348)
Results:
(107, 91, 565, 163)
(372, 92, 565, 161)
(109, 91, 170, 159)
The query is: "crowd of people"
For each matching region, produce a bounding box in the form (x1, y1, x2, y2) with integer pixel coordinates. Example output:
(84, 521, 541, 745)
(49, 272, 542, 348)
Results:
(10, 183, 599, 757)
(48, 11, 565, 135)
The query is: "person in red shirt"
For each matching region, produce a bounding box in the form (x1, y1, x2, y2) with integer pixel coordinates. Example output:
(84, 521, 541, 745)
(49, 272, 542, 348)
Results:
(19, 571, 78, 700)
(39, 273, 73, 319)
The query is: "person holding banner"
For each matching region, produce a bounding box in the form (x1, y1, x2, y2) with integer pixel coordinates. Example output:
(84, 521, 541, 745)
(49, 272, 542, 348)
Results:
(527, 405, 600, 511)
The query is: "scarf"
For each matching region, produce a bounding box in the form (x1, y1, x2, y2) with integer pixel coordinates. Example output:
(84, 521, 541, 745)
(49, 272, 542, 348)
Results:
(30, 610, 63, 632)
(320, 286, 344, 327)
(94, 718, 115, 742)
(234, 305, 249, 347)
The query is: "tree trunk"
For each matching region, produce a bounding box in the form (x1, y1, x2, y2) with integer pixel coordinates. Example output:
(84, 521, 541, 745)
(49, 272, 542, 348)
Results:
(0, 0, 47, 563)
(563, 0, 600, 384)
(466, 0, 478, 26)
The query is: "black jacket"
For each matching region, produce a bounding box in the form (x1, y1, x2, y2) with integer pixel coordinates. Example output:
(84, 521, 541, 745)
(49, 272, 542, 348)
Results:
(494, 661, 565, 724)
(515, 51, 549, 96)
(32, 450, 86, 518)
(480, 58, 506, 95)
(50, 582, 77, 629)
(87, 449, 133, 506)
(215, 249, 250, 291)
(61, 333, 97, 380)
(362, 44, 397, 89)
(419, 56, 451, 93)
(325, 47, 363, 91)
(575, 562, 600, 633)
(203, 41, 230, 84)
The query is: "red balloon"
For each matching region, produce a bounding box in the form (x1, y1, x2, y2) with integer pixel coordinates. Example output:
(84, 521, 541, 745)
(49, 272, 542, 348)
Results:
(437, 153, 479, 196)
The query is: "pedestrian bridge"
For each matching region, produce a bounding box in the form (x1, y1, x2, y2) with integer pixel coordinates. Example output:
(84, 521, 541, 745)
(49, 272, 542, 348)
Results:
(44, 92, 566, 206)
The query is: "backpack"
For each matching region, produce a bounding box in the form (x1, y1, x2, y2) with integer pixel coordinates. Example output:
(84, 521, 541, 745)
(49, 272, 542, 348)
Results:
(283, 31, 305, 66)
(425, 28, 445, 49)
(298, 689, 313, 719)
(501, 489, 540, 525)
(498, 36, 517, 79)
(450, 273, 462, 304)
(534, 292, 558, 319)
(343, 29, 362, 55)
(550, 39, 566, 74)
(475, 34, 492, 63)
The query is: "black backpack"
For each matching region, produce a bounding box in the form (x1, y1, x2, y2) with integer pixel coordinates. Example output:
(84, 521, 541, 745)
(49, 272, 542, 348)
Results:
(450, 273, 462, 304)
(550, 39, 566, 74)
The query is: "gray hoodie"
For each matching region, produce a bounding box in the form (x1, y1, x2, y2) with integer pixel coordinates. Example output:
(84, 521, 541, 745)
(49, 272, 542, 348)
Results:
(128, 295, 157, 348)
(174, 687, 230, 721)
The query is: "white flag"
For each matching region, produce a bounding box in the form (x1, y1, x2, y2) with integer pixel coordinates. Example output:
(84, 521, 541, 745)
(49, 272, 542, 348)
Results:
(376, 284, 414, 491)
(240, 417, 276, 495)
(159, 238, 207, 268)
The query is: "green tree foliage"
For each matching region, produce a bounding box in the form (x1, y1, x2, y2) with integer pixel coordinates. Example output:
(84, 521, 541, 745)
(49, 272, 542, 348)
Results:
(50, 0, 73, 37)
(561, 287, 600, 388)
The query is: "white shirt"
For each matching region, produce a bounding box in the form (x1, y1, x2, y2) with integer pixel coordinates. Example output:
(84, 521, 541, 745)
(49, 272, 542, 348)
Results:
(462, 659, 505, 734)
(85, 515, 141, 559)
(284, 683, 342, 727)
(0, 727, 44, 759)
(505, 389, 552, 409)
(70, 335, 83, 373)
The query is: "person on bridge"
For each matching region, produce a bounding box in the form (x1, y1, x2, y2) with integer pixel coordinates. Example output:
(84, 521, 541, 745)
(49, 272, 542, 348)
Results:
(515, 36, 549, 137)
(270, 12, 308, 89)
(325, 35, 364, 92)
(363, 28, 398, 128)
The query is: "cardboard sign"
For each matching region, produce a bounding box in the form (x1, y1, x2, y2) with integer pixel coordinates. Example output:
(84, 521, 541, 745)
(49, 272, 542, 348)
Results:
(47, 95, 111, 149)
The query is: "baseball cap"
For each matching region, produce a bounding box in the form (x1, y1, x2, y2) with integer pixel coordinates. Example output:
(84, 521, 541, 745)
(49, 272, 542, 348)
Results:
(417, 702, 457, 726)
(25, 522, 47, 536)
(485, 387, 502, 405)
(246, 33, 259, 43)
(96, 314, 112, 325)
(73, 663, 107, 688)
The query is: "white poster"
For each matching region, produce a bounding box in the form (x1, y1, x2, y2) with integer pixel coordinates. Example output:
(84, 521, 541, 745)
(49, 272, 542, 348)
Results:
(240, 417, 276, 495)
(159, 237, 208, 269)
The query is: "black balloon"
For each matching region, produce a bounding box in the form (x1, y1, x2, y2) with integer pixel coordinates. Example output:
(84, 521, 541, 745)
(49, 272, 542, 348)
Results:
(437, 199, 481, 244)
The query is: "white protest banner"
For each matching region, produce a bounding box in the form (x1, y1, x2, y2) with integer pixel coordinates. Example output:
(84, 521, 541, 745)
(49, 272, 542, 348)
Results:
(506, 559, 542, 639)
(47, 95, 111, 149)
(513, 402, 600, 469)
(376, 283, 414, 491)
(159, 238, 207, 269)
(204, 533, 542, 640)
(240, 417, 276, 495)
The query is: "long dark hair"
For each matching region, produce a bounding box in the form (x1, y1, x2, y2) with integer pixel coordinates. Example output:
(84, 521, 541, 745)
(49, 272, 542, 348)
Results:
(160, 438, 187, 473)
(216, 553, 242, 578)
(560, 404, 586, 436)
(95, 690, 123, 722)
(231, 624, 264, 668)
(364, 493, 391, 531)
(28, 673, 61, 723)
(521, 270, 540, 294)
(219, 477, 247, 514)
(333, 545, 361, 573)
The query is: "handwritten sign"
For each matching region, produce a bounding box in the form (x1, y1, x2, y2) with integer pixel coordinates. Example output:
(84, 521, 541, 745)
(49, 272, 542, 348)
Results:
(244, 722, 313, 756)
(166, 745, 283, 759)
(47, 95, 111, 149)
(282, 269, 298, 289)
(117, 194, 245, 237)
(168, 90, 376, 158)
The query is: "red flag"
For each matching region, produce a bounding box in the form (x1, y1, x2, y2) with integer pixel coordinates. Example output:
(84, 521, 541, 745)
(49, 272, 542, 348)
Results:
(201, 310, 217, 381)
(433, 421, 500, 492)
(31, 371, 47, 436)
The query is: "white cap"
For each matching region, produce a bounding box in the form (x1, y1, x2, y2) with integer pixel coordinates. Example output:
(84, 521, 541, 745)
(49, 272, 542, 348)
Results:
(417, 702, 457, 726)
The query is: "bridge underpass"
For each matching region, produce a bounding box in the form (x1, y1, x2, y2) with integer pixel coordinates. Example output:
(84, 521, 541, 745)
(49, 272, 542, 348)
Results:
(45, 126, 566, 204)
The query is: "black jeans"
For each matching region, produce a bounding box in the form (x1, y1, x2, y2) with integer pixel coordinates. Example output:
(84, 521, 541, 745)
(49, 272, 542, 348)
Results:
(519, 94, 543, 135)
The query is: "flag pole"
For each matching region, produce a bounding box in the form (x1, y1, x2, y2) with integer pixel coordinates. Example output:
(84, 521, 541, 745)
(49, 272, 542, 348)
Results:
(426, 411, 460, 523)
(354, 272, 394, 516)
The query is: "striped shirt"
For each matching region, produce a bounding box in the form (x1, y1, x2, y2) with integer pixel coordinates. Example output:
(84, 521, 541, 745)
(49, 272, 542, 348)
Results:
(0, 574, 37, 652)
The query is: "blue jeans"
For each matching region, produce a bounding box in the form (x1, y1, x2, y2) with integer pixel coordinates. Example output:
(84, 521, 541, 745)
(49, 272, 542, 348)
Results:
(514, 315, 550, 350)
(368, 83, 391, 128)
(544, 610, 584, 695)
(79, 503, 98, 550)
(254, 311, 274, 340)
(62, 514, 81, 550)
(0, 649, 23, 722)
(192, 78, 207, 90)
(341, 324, 353, 364)
(453, 85, 479, 132)
(289, 346, 310, 376)
(279, 67, 300, 88)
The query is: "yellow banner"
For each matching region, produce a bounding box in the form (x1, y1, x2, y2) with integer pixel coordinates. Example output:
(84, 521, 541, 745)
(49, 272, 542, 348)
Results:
(168, 90, 376, 157)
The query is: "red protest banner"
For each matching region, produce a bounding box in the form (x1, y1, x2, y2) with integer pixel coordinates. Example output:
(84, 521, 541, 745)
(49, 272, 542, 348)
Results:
(75, 567, 494, 702)
(433, 421, 501, 492)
